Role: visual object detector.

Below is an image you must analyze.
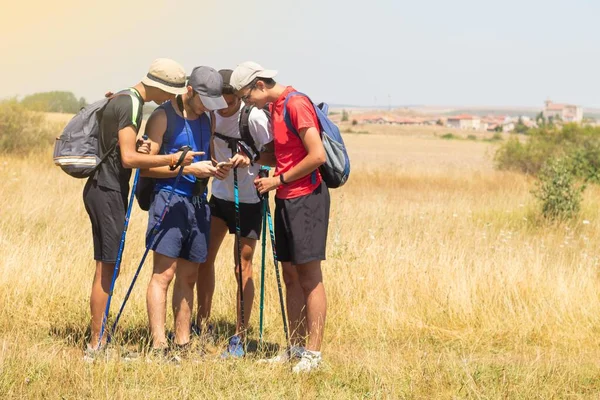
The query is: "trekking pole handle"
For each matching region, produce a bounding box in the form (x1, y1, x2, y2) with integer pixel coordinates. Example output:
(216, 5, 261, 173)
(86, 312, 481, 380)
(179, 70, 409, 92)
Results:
(258, 166, 270, 179)
(136, 135, 149, 151)
(257, 166, 270, 199)
(169, 145, 192, 171)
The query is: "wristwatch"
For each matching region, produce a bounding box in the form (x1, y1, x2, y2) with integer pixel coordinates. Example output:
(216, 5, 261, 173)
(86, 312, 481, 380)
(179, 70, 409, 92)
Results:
(280, 174, 287, 185)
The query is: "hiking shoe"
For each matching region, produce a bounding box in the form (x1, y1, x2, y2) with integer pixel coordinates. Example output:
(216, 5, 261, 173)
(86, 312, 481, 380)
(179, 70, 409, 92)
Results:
(221, 335, 245, 359)
(193, 323, 216, 344)
(145, 347, 182, 365)
(82, 345, 99, 363)
(82, 344, 115, 363)
(258, 346, 305, 364)
(292, 350, 322, 373)
(121, 349, 143, 363)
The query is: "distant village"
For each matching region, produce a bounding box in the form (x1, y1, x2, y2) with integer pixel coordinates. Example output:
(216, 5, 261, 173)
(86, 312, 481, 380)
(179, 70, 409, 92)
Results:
(338, 100, 589, 133)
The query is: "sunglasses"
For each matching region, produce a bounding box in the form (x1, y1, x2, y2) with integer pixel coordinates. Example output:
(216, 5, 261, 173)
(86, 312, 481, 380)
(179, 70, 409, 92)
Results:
(239, 83, 256, 103)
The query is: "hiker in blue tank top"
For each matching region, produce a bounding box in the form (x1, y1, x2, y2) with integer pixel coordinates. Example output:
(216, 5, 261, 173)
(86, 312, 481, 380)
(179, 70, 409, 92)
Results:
(82, 59, 201, 361)
(140, 66, 230, 357)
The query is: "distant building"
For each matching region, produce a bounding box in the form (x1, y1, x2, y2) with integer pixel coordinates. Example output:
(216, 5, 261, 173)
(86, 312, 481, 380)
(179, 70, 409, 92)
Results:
(447, 114, 481, 130)
(502, 122, 515, 132)
(543, 100, 583, 123)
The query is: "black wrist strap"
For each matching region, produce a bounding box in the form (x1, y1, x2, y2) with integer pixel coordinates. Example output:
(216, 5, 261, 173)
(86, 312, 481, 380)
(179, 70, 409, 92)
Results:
(170, 145, 192, 171)
(280, 174, 286, 185)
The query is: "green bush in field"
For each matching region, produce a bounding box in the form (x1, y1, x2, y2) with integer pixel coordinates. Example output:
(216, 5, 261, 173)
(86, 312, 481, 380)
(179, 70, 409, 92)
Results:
(21, 91, 86, 114)
(0, 99, 59, 154)
(495, 124, 600, 182)
(533, 158, 585, 220)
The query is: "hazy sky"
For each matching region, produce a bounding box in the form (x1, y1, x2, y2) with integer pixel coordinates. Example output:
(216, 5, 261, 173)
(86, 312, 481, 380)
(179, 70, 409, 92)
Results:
(2, 0, 599, 107)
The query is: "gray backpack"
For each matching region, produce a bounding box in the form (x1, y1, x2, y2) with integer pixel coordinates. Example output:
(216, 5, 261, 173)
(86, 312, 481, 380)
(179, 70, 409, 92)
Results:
(53, 93, 130, 178)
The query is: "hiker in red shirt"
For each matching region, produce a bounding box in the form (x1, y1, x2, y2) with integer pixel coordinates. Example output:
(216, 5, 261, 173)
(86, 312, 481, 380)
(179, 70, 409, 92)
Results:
(231, 62, 330, 373)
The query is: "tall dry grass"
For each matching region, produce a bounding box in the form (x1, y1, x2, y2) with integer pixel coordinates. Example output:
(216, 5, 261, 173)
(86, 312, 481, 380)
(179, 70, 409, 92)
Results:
(1, 131, 600, 398)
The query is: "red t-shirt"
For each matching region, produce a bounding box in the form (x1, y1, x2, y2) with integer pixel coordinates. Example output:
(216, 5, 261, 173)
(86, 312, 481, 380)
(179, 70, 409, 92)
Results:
(270, 86, 322, 199)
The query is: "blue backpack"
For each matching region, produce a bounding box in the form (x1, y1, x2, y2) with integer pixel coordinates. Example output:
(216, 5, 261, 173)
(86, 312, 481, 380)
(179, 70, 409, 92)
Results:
(283, 92, 350, 189)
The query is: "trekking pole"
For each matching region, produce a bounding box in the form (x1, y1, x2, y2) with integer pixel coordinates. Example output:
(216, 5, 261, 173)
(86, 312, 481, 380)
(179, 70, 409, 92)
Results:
(233, 166, 245, 337)
(96, 135, 148, 349)
(265, 189, 290, 349)
(107, 146, 191, 343)
(258, 167, 269, 346)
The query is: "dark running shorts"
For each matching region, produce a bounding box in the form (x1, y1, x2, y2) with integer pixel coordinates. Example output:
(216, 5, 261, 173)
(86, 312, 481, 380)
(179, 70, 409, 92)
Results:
(209, 195, 262, 240)
(274, 182, 330, 265)
(83, 178, 128, 263)
(146, 190, 210, 263)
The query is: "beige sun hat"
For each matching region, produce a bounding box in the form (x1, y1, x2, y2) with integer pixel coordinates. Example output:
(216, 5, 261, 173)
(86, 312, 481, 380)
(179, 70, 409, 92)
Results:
(141, 58, 187, 95)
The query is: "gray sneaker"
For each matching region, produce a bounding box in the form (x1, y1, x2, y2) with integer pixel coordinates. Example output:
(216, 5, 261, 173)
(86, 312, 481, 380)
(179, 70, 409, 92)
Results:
(292, 350, 322, 373)
(145, 347, 182, 365)
(258, 346, 305, 364)
(82, 344, 115, 363)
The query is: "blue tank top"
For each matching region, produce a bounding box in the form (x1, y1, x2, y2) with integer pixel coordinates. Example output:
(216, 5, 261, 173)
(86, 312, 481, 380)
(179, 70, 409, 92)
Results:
(155, 101, 211, 197)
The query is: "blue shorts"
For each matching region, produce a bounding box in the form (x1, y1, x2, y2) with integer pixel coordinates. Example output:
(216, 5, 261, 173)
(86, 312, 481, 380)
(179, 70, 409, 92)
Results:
(146, 190, 210, 263)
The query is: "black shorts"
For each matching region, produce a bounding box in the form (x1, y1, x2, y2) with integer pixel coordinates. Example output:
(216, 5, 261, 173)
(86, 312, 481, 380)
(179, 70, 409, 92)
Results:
(83, 178, 127, 263)
(274, 182, 330, 265)
(209, 196, 262, 240)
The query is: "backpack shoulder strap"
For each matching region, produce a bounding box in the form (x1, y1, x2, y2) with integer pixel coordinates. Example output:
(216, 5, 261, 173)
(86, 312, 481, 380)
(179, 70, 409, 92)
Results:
(282, 91, 321, 185)
(98, 92, 136, 160)
(208, 111, 218, 165)
(283, 91, 316, 138)
(156, 102, 176, 154)
(238, 104, 260, 157)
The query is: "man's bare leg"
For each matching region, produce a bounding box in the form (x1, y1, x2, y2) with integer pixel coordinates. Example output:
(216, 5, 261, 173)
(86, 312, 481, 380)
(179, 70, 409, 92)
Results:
(234, 237, 257, 338)
(172, 259, 199, 346)
(89, 261, 117, 348)
(296, 260, 326, 352)
(147, 253, 177, 349)
(196, 217, 228, 329)
(282, 261, 307, 348)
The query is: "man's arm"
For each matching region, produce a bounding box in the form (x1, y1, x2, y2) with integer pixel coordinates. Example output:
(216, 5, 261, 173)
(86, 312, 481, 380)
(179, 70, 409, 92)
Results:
(139, 108, 216, 179)
(254, 99, 325, 194)
(277, 98, 325, 183)
(254, 127, 324, 194)
(117, 102, 200, 170)
(137, 109, 180, 178)
(279, 126, 325, 182)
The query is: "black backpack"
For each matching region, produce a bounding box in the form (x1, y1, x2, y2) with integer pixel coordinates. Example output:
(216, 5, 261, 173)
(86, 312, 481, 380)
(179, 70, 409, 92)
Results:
(238, 103, 271, 162)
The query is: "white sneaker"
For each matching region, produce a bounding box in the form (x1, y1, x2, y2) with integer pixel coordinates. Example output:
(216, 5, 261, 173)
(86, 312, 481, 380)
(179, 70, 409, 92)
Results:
(258, 346, 305, 364)
(292, 350, 322, 373)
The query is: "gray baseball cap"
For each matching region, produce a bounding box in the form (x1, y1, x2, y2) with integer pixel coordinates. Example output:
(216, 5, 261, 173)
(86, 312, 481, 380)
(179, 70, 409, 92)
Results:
(188, 66, 227, 110)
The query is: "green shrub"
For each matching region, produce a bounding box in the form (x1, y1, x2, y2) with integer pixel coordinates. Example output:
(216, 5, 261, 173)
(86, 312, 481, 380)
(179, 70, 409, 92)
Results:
(467, 134, 477, 141)
(441, 133, 456, 140)
(495, 124, 600, 180)
(21, 91, 86, 113)
(0, 99, 60, 154)
(533, 158, 585, 220)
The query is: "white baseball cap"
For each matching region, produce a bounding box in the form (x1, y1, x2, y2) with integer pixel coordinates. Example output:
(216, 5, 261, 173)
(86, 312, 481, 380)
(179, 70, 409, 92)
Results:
(230, 61, 278, 90)
(141, 58, 187, 95)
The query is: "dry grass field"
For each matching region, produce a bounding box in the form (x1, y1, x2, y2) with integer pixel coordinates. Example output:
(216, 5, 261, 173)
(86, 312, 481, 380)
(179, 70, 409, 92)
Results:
(2, 116, 600, 398)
